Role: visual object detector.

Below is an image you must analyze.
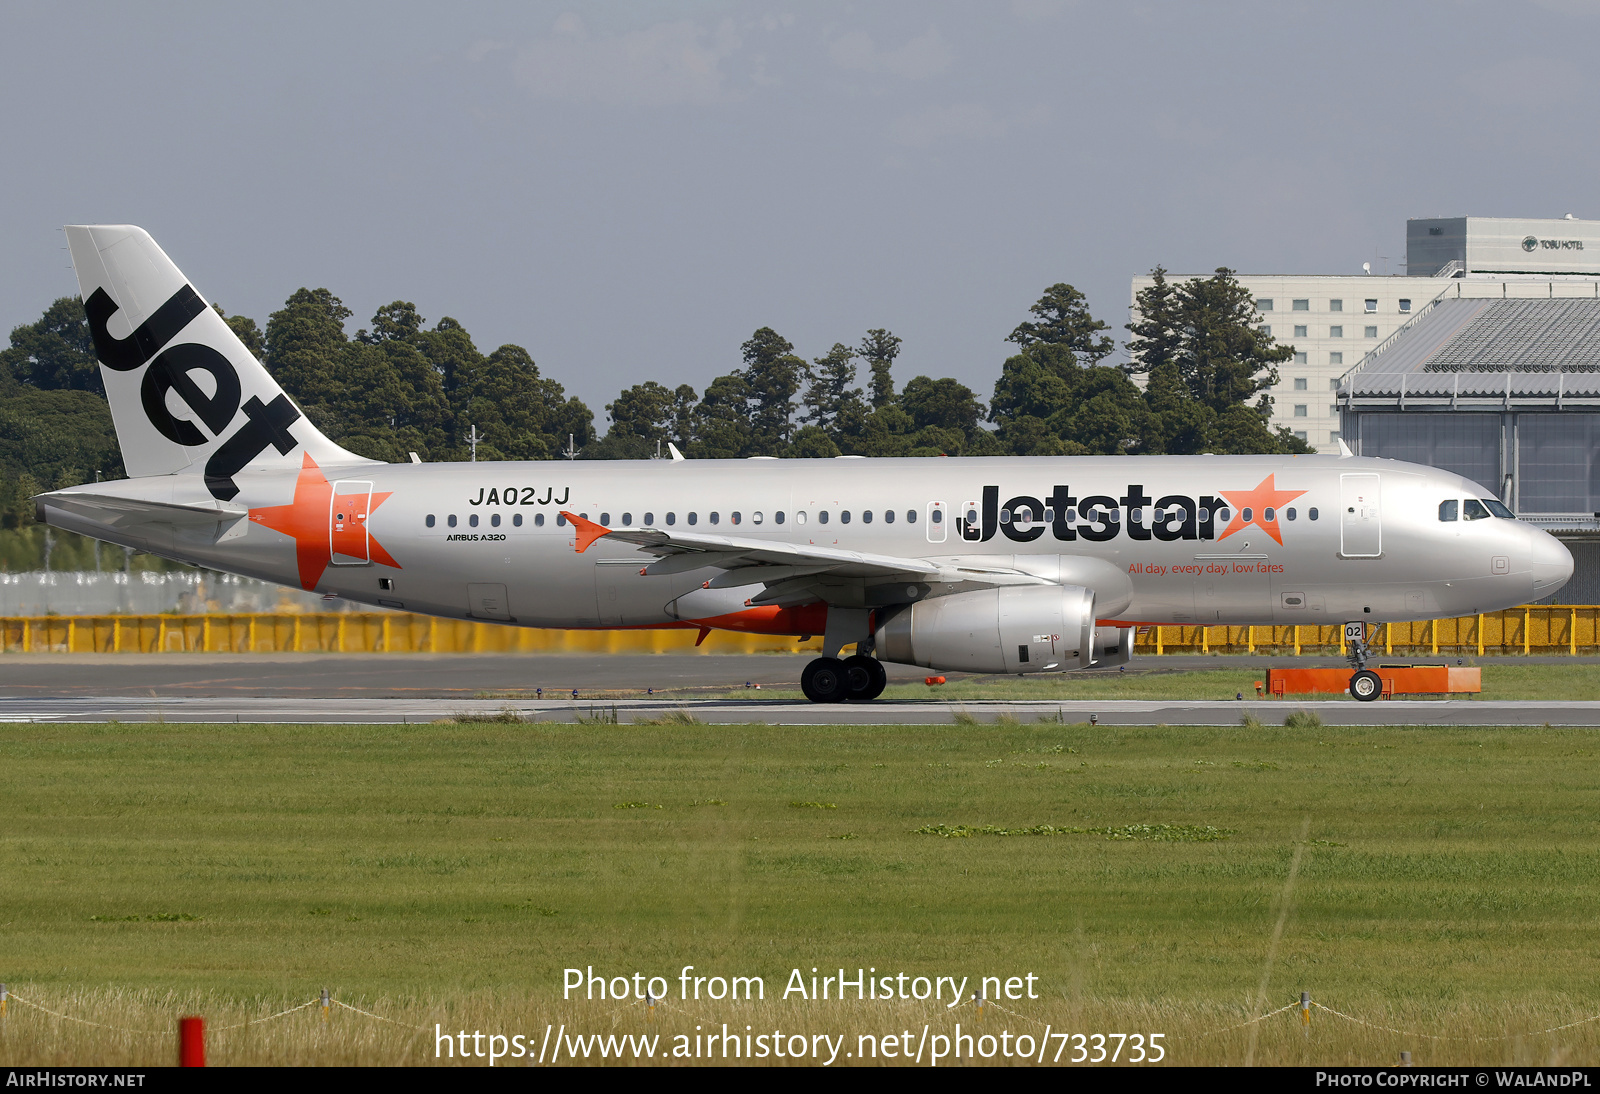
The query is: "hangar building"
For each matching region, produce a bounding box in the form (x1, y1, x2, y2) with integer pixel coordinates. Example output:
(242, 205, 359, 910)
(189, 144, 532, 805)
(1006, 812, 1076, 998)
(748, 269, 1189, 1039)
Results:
(1337, 277, 1600, 602)
(1131, 215, 1600, 454)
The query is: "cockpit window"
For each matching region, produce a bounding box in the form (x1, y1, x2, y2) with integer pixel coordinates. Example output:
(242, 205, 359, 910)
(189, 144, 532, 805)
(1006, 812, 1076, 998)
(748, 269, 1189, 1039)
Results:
(1463, 498, 1491, 521)
(1438, 499, 1458, 522)
(1482, 498, 1515, 519)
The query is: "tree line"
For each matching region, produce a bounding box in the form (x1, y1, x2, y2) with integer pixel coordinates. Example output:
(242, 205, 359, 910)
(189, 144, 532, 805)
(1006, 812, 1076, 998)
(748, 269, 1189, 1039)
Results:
(0, 266, 1306, 539)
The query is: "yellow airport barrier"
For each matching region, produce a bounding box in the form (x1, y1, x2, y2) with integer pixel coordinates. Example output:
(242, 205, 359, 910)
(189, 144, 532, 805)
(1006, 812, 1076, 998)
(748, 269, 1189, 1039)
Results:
(0, 612, 826, 655)
(0, 607, 1593, 657)
(1137, 606, 1598, 658)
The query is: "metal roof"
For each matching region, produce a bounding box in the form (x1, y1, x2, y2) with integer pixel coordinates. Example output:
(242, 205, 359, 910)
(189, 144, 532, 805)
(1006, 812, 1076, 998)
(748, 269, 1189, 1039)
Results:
(1340, 297, 1600, 405)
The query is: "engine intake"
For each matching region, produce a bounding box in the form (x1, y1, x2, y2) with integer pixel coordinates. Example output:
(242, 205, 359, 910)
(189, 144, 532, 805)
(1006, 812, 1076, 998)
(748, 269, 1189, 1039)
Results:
(875, 585, 1095, 675)
(1088, 626, 1134, 668)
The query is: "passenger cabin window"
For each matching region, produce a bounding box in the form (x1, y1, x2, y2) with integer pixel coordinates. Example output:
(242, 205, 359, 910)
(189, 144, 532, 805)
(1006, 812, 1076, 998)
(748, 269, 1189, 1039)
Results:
(666, 512, 676, 525)
(534, 514, 544, 526)
(752, 512, 763, 524)
(688, 513, 697, 525)
(840, 511, 851, 524)
(818, 511, 829, 524)
(426, 514, 436, 527)
(884, 510, 895, 523)
(1439, 499, 1458, 522)
(1464, 499, 1491, 521)
(796, 511, 806, 525)
(491, 513, 501, 527)
(556, 514, 567, 527)
(1309, 508, 1319, 520)
(644, 512, 654, 525)
(513, 514, 523, 527)
(621, 513, 632, 526)
(906, 510, 918, 523)
(861, 510, 872, 523)
(600, 513, 610, 525)
(709, 512, 719, 525)
(448, 514, 458, 528)
(775, 511, 785, 524)
(1286, 507, 1297, 521)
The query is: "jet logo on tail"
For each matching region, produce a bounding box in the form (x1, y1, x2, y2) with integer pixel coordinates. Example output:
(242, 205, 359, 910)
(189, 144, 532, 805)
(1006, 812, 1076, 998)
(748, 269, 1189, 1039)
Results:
(86, 283, 304, 501)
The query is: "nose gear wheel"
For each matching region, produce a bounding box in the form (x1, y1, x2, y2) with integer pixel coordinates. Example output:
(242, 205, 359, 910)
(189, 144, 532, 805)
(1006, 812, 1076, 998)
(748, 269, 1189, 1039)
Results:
(1349, 669, 1382, 702)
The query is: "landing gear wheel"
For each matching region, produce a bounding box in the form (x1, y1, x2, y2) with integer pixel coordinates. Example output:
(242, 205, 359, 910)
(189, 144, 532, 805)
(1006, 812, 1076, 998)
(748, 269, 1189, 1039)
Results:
(1349, 669, 1382, 702)
(842, 655, 887, 701)
(801, 657, 849, 703)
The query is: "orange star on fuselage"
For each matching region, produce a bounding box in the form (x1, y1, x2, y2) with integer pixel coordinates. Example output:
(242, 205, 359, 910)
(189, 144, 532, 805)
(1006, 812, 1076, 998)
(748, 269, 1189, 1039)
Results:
(1216, 474, 1306, 546)
(247, 454, 399, 590)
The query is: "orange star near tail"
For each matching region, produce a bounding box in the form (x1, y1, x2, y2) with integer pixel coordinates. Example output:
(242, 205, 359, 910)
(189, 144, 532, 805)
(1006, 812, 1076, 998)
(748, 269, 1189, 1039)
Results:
(1216, 474, 1306, 546)
(248, 454, 399, 589)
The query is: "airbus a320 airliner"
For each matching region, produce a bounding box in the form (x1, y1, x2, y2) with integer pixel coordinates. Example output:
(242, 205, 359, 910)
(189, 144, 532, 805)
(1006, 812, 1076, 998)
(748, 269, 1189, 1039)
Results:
(36, 226, 1573, 701)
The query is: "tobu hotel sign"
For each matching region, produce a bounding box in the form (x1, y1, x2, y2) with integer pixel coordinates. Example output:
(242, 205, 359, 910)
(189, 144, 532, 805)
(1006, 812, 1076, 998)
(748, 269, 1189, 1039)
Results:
(1468, 217, 1600, 274)
(1523, 235, 1584, 252)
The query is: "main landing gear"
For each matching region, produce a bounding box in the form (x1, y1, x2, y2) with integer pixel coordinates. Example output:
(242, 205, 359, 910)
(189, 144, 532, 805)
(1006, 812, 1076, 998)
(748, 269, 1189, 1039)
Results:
(1344, 620, 1382, 702)
(801, 654, 888, 703)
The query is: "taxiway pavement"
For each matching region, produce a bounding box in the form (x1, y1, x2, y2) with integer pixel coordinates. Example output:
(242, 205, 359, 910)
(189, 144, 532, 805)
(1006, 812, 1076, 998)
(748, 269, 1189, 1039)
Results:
(0, 695, 1597, 726)
(2, 652, 1595, 725)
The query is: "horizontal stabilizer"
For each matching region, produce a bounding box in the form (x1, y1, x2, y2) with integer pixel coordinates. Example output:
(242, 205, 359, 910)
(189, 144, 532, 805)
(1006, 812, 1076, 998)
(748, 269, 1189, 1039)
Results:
(38, 489, 247, 528)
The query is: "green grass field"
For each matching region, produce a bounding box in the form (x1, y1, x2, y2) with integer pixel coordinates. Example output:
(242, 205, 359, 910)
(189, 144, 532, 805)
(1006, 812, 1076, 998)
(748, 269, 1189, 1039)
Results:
(2, 718, 1599, 1065)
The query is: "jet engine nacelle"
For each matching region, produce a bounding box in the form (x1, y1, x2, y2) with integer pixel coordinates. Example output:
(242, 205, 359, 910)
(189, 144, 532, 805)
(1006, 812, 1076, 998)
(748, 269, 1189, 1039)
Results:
(875, 585, 1095, 675)
(1088, 626, 1134, 668)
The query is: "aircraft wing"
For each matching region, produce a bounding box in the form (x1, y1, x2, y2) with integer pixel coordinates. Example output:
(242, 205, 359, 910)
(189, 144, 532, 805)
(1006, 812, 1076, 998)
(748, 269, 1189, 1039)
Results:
(564, 510, 937, 576)
(561, 510, 1049, 607)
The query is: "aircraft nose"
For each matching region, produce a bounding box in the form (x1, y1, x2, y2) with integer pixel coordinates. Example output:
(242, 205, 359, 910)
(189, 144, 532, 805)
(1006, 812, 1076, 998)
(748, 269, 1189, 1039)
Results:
(1528, 529, 1574, 599)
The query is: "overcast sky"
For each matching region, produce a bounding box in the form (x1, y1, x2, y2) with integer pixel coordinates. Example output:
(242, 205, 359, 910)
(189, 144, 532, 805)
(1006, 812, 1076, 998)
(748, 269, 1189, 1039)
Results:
(4, 0, 1597, 424)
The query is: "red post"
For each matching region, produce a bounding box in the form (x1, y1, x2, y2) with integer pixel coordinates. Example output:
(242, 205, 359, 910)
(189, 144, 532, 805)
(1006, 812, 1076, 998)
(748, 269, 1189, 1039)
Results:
(178, 1016, 205, 1067)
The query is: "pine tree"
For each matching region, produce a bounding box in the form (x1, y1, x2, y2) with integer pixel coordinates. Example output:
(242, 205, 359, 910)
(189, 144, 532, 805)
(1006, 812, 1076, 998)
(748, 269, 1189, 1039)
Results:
(858, 329, 901, 409)
(1007, 283, 1115, 364)
(801, 343, 865, 437)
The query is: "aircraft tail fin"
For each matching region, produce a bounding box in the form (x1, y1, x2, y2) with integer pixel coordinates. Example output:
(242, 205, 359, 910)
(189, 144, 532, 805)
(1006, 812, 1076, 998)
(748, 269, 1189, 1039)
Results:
(64, 224, 373, 499)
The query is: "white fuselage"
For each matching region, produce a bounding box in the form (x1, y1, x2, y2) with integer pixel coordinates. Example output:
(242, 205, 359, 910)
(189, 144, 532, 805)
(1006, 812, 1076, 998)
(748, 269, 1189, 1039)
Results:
(41, 453, 1574, 634)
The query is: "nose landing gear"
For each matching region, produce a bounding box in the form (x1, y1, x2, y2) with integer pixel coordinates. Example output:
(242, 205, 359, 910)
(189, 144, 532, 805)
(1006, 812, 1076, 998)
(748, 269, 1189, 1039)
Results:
(1344, 621, 1382, 702)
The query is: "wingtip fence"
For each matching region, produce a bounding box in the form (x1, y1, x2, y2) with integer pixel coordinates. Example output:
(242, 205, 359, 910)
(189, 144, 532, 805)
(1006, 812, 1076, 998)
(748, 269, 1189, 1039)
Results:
(3, 982, 1600, 1065)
